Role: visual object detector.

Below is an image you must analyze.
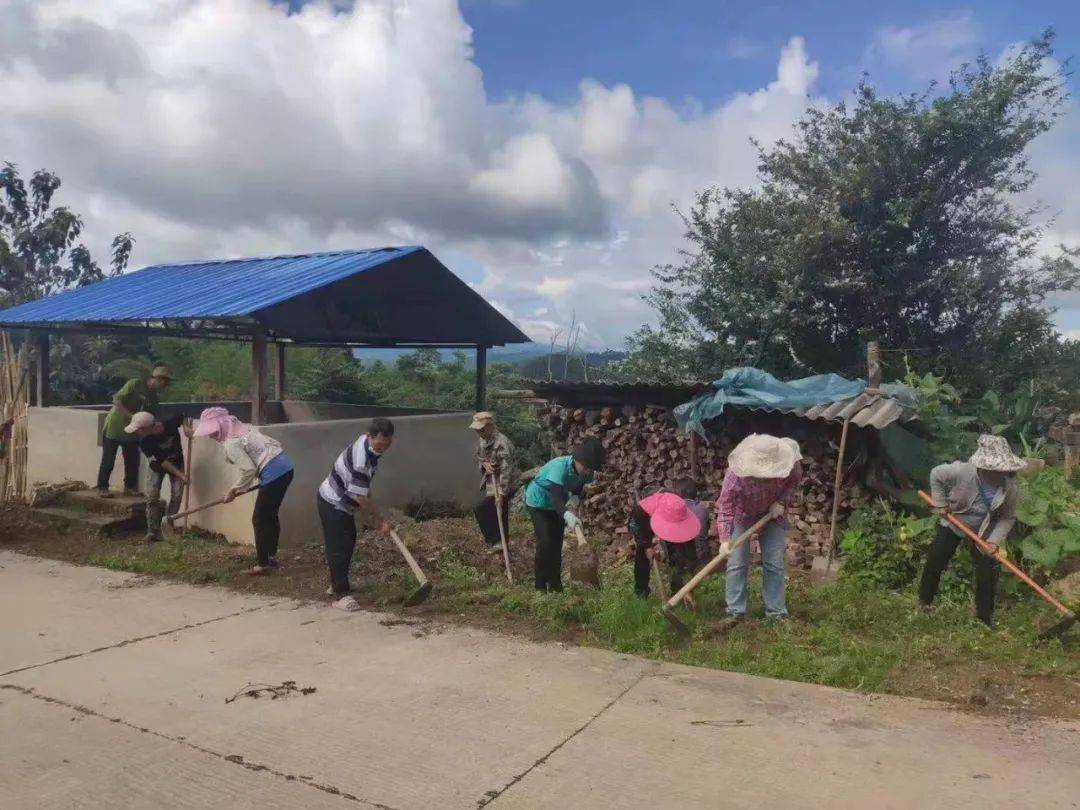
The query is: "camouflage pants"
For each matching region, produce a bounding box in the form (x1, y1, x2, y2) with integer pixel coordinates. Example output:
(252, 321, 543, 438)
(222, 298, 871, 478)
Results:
(146, 467, 184, 538)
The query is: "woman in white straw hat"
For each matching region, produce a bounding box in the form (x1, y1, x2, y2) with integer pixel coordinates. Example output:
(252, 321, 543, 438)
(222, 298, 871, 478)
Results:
(919, 434, 1024, 627)
(716, 433, 804, 620)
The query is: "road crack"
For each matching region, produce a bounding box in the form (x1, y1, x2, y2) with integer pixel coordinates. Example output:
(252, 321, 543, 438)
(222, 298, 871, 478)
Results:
(0, 684, 397, 809)
(1, 605, 269, 677)
(476, 667, 654, 807)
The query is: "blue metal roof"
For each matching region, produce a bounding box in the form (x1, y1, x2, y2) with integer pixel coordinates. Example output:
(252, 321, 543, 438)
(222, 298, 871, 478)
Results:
(0, 247, 422, 322)
(0, 246, 531, 346)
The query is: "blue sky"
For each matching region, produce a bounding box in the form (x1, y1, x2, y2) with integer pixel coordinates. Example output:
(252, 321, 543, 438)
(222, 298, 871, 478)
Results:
(9, 1, 1080, 345)
(460, 1, 1078, 104)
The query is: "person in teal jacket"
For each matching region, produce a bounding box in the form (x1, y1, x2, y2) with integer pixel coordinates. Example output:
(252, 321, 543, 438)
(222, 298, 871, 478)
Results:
(525, 437, 605, 591)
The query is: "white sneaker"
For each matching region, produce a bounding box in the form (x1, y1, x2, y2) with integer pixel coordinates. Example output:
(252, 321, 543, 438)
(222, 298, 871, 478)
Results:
(332, 595, 360, 611)
(487, 543, 504, 555)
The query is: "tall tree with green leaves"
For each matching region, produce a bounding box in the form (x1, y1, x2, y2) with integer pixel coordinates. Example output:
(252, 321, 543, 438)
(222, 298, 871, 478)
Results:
(624, 32, 1079, 393)
(1, 162, 140, 404)
(1, 163, 133, 307)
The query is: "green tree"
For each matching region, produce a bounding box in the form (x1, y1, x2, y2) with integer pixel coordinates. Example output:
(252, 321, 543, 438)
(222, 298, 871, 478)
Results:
(1, 162, 139, 404)
(1, 162, 133, 307)
(290, 348, 372, 403)
(626, 32, 1079, 392)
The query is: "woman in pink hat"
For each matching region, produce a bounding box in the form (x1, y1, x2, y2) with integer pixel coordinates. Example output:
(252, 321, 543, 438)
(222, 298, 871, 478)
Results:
(187, 407, 294, 575)
(629, 489, 704, 602)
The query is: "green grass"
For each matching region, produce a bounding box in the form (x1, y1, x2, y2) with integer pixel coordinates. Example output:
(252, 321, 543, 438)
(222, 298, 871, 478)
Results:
(89, 535, 248, 585)
(402, 559, 1079, 709)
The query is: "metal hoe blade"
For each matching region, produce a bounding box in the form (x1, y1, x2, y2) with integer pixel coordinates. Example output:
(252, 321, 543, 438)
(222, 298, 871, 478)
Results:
(404, 580, 433, 607)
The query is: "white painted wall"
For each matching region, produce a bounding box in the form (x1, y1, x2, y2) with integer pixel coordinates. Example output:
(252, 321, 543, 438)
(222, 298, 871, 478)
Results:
(27, 405, 481, 547)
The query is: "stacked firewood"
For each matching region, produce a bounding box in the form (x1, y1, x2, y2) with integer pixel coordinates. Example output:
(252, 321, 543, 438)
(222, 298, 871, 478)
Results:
(540, 402, 871, 569)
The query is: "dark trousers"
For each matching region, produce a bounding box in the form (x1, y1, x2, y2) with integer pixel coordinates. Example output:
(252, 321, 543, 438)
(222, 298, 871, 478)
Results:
(474, 495, 510, 545)
(253, 471, 293, 566)
(919, 523, 1000, 625)
(318, 495, 357, 595)
(529, 507, 564, 592)
(97, 434, 140, 491)
(631, 512, 701, 597)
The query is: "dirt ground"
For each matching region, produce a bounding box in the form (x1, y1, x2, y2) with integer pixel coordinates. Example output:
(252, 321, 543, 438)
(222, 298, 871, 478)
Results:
(2, 503, 1077, 721)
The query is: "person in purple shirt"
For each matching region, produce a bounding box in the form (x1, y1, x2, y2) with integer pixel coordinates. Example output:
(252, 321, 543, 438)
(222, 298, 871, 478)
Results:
(716, 434, 804, 620)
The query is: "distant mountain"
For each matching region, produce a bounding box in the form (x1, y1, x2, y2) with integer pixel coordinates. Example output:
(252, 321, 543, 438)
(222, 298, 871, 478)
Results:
(517, 350, 626, 381)
(351, 343, 625, 376)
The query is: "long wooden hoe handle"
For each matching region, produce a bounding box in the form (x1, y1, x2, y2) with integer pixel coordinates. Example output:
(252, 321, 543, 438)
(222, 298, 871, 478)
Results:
(492, 476, 513, 583)
(917, 490, 1074, 619)
(167, 485, 258, 523)
(664, 511, 775, 611)
(389, 529, 430, 586)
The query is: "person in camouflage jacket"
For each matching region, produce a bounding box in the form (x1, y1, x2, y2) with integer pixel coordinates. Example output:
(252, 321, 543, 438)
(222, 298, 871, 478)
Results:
(470, 411, 516, 553)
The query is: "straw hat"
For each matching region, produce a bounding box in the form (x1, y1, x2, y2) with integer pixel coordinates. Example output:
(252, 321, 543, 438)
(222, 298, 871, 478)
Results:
(469, 411, 495, 431)
(728, 434, 802, 479)
(151, 365, 173, 381)
(646, 493, 701, 544)
(969, 434, 1025, 472)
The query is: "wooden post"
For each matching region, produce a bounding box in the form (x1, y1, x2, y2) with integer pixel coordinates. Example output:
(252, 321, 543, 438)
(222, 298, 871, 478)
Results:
(475, 345, 487, 412)
(826, 417, 852, 565)
(251, 329, 267, 425)
(33, 332, 49, 408)
(274, 343, 286, 401)
(866, 340, 882, 388)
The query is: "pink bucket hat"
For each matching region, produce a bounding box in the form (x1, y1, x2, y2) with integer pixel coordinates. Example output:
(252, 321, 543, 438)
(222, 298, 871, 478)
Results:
(193, 406, 248, 440)
(647, 493, 702, 544)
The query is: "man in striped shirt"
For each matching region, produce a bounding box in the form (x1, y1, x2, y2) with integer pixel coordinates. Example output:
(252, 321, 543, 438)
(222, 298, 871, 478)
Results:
(318, 418, 395, 611)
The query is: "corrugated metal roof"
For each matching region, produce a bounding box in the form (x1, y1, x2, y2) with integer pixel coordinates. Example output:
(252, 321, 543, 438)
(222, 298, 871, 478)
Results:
(0, 247, 421, 323)
(526, 380, 916, 430)
(0, 246, 532, 346)
(754, 391, 915, 429)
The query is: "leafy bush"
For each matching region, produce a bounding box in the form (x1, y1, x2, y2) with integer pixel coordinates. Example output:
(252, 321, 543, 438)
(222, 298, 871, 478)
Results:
(840, 500, 974, 598)
(840, 500, 935, 589)
(1015, 467, 1080, 570)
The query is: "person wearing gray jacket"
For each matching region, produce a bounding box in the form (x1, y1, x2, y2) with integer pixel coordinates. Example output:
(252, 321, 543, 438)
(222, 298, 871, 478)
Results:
(918, 434, 1025, 626)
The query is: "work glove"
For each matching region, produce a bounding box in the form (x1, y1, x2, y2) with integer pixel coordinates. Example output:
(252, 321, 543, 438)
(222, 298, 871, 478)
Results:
(768, 502, 785, 520)
(566, 494, 581, 512)
(563, 511, 582, 531)
(719, 541, 731, 557)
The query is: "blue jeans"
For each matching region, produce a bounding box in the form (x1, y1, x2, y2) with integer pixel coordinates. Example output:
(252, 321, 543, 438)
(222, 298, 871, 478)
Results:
(725, 519, 788, 617)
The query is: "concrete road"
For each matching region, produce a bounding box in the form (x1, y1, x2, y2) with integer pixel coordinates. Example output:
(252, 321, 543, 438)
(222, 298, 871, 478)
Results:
(1, 551, 1077, 809)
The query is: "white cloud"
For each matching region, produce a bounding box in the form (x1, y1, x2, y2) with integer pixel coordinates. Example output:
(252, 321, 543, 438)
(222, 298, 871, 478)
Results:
(0, 1, 824, 347)
(864, 13, 978, 83)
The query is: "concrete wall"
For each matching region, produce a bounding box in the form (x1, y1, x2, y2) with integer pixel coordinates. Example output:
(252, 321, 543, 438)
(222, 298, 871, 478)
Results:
(27, 406, 107, 490)
(27, 405, 481, 547)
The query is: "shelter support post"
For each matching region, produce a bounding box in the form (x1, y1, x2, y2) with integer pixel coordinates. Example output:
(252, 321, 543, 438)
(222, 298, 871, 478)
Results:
(251, 329, 267, 425)
(274, 343, 286, 401)
(866, 340, 882, 389)
(475, 345, 487, 413)
(33, 331, 49, 408)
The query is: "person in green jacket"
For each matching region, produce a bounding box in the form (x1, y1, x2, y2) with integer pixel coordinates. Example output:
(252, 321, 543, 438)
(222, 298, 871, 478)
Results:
(525, 437, 604, 592)
(96, 365, 173, 497)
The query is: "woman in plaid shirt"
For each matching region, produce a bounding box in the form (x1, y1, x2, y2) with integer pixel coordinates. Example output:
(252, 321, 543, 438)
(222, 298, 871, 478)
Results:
(716, 434, 803, 620)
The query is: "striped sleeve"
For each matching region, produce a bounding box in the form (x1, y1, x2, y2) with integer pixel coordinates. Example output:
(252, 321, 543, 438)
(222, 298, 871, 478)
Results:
(319, 434, 378, 511)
